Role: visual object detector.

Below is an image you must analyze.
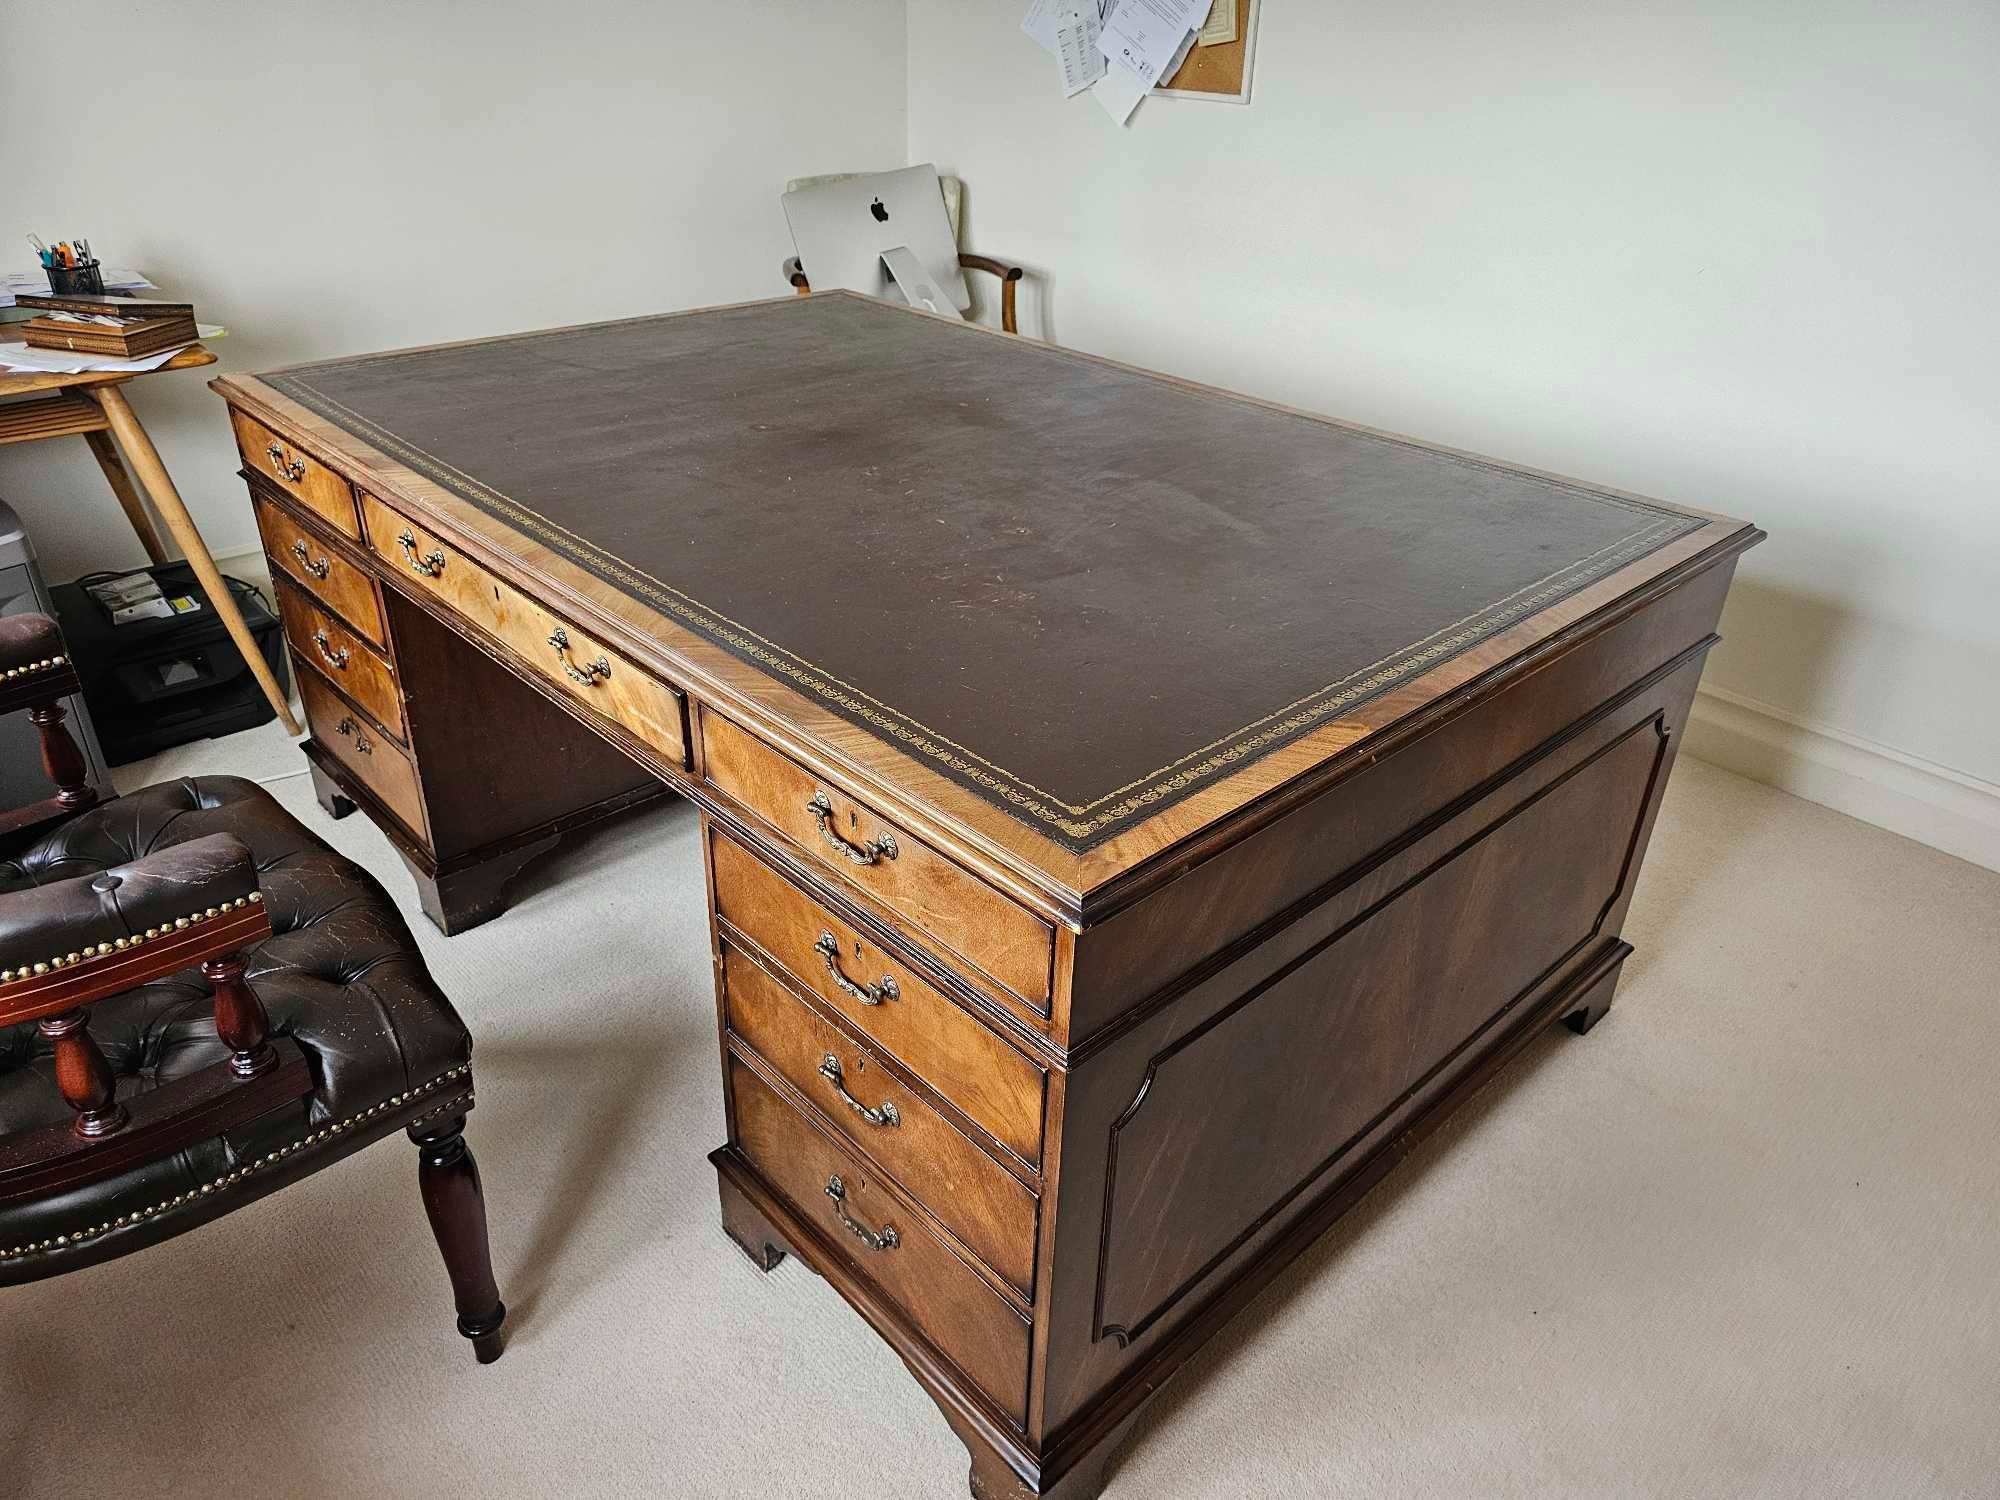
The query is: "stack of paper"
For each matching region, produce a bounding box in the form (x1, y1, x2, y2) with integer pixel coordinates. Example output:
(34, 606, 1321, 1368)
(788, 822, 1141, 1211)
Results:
(1024, 0, 1213, 124)
(0, 268, 155, 309)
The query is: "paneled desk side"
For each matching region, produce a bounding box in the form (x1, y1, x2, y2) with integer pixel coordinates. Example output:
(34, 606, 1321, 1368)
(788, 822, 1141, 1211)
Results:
(211, 307, 1761, 1500)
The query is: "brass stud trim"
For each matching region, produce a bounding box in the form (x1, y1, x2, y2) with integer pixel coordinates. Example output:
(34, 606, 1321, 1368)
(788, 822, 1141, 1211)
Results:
(1, 895, 263, 984)
(0, 1065, 473, 1261)
(1, 654, 68, 680)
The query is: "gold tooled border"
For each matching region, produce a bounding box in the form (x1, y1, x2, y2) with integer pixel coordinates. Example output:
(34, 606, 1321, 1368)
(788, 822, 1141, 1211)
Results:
(266, 322, 1701, 849)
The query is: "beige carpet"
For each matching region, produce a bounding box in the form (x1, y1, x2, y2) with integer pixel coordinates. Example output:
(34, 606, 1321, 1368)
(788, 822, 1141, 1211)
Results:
(6, 733, 1998, 1498)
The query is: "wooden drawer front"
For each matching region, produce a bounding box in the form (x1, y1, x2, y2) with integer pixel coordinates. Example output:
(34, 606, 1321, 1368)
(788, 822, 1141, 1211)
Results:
(731, 1055, 1030, 1424)
(231, 409, 359, 537)
(358, 492, 688, 769)
(299, 671, 426, 838)
(723, 944, 1037, 1294)
(253, 494, 385, 648)
(703, 712, 1052, 1015)
(276, 582, 404, 742)
(711, 830, 1043, 1165)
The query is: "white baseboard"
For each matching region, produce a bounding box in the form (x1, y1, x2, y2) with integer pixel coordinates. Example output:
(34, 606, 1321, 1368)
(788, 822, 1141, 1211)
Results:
(1682, 684, 2000, 875)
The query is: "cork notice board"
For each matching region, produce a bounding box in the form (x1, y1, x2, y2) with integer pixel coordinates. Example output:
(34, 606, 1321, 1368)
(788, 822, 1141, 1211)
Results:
(1157, 0, 1259, 103)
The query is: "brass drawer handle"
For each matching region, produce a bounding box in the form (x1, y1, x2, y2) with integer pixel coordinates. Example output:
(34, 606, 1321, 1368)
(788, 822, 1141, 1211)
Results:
(824, 1175, 898, 1252)
(548, 628, 611, 686)
(814, 932, 899, 1006)
(264, 442, 306, 482)
(818, 1054, 900, 1128)
(396, 530, 446, 579)
(312, 631, 350, 670)
(289, 539, 330, 580)
(806, 792, 898, 865)
(334, 716, 372, 755)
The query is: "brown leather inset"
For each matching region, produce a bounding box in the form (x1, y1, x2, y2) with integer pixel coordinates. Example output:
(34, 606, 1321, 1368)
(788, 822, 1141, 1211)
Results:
(265, 295, 1704, 848)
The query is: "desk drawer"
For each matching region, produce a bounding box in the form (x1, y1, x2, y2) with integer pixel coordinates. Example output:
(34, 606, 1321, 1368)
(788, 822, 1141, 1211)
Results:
(702, 712, 1053, 1016)
(730, 1055, 1031, 1425)
(358, 492, 688, 769)
(300, 670, 425, 837)
(231, 409, 359, 538)
(723, 943, 1037, 1295)
(710, 829, 1043, 1166)
(275, 581, 404, 742)
(254, 493, 385, 647)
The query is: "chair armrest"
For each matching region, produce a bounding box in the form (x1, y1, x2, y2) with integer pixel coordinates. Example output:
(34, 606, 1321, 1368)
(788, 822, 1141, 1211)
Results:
(0, 832, 266, 1027)
(956, 253, 1024, 284)
(0, 614, 67, 680)
(956, 253, 1024, 335)
(787, 251, 1026, 333)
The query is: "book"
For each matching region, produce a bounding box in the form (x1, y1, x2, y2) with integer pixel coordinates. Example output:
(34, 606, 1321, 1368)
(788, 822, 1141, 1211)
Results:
(13, 292, 193, 322)
(14, 292, 194, 320)
(18, 293, 199, 358)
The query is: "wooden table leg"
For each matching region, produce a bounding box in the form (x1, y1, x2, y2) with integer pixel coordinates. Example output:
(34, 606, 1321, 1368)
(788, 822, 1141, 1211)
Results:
(90, 384, 303, 735)
(81, 428, 171, 565)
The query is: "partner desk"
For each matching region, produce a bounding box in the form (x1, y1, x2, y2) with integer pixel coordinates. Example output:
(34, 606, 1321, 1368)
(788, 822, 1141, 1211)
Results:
(211, 294, 1761, 1499)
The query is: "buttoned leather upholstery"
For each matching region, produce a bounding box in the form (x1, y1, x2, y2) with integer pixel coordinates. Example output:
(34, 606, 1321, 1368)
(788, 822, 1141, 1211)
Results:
(0, 775, 470, 1258)
(0, 830, 260, 978)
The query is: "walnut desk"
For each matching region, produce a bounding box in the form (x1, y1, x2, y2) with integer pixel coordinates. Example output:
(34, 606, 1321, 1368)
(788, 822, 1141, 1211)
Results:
(210, 295, 1761, 1499)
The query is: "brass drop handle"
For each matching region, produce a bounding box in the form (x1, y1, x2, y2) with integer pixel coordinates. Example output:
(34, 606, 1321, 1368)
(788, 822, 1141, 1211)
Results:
(265, 442, 306, 482)
(289, 539, 330, 580)
(396, 530, 446, 579)
(334, 716, 372, 755)
(548, 628, 611, 686)
(824, 1175, 898, 1252)
(814, 932, 899, 1007)
(312, 631, 349, 670)
(805, 792, 898, 865)
(818, 1054, 900, 1128)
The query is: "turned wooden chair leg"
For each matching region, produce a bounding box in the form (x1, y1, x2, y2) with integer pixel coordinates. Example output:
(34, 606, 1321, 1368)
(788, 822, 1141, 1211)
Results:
(410, 1112, 507, 1364)
(408, 1120, 508, 1360)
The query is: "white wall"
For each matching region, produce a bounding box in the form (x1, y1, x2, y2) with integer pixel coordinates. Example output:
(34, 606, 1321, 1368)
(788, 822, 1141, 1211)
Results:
(908, 0, 2000, 863)
(1, 0, 908, 580)
(5, 1, 1993, 865)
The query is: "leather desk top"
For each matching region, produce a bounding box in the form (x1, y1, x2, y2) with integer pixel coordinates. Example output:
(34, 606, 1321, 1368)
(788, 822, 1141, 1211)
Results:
(233, 295, 1756, 891)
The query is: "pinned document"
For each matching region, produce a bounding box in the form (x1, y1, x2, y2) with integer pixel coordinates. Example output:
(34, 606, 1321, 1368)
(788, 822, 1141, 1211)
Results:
(1092, 18, 1195, 123)
(1054, 6, 1106, 96)
(1021, 0, 1061, 52)
(1097, 0, 1208, 87)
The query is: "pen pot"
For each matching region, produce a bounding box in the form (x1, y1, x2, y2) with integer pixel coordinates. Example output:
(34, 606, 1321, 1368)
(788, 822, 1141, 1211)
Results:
(46, 260, 105, 296)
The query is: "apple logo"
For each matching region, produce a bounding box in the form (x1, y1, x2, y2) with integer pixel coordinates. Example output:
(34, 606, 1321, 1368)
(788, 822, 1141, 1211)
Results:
(870, 197, 889, 223)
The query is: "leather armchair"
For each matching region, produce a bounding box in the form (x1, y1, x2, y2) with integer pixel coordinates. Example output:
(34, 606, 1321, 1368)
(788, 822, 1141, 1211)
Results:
(0, 618, 507, 1364)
